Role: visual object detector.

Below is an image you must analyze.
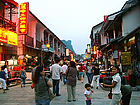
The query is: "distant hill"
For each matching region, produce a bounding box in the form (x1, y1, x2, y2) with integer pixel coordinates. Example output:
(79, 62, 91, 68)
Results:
(61, 40, 76, 54)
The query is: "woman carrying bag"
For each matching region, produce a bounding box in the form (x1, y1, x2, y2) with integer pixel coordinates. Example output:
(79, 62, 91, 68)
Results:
(100, 66, 121, 105)
(66, 61, 77, 102)
(32, 66, 53, 105)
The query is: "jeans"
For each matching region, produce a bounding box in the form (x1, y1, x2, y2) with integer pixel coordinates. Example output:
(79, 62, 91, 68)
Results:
(86, 100, 91, 105)
(86, 73, 94, 83)
(0, 78, 6, 89)
(35, 99, 50, 105)
(62, 74, 67, 84)
(21, 76, 25, 86)
(52, 79, 60, 95)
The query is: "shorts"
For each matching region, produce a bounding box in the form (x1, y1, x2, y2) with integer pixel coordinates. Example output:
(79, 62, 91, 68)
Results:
(79, 72, 83, 77)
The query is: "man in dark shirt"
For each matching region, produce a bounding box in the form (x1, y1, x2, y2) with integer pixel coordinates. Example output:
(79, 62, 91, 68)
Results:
(91, 63, 100, 89)
(120, 85, 132, 105)
(0, 66, 7, 93)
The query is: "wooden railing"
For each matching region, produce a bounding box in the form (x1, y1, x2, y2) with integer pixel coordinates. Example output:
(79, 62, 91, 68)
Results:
(36, 40, 41, 48)
(0, 16, 16, 32)
(24, 35, 34, 47)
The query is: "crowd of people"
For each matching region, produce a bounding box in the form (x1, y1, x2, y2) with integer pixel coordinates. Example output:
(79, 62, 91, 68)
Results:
(0, 58, 132, 105)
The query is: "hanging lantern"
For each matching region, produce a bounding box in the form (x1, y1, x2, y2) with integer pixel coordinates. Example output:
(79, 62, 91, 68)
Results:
(46, 43, 50, 49)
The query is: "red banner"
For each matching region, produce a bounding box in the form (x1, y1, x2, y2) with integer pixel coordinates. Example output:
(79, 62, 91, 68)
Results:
(18, 2, 29, 34)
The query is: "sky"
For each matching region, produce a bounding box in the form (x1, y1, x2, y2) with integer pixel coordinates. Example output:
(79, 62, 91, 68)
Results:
(15, 0, 127, 54)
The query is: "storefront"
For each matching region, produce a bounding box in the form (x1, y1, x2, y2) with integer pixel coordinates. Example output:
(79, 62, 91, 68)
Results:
(0, 27, 19, 85)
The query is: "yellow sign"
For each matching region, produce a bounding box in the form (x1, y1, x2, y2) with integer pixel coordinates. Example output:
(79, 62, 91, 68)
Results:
(0, 28, 17, 46)
(7, 31, 18, 46)
(0, 47, 3, 53)
(121, 52, 131, 65)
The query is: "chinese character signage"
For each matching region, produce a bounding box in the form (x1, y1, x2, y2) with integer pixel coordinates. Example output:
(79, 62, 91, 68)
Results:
(95, 33, 100, 47)
(121, 52, 131, 65)
(87, 44, 90, 54)
(7, 31, 18, 46)
(0, 28, 17, 46)
(70, 54, 74, 61)
(66, 49, 69, 56)
(92, 46, 96, 54)
(0, 28, 7, 43)
(19, 2, 29, 34)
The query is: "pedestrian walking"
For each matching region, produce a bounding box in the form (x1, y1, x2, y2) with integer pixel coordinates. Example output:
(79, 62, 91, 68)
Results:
(86, 62, 94, 84)
(76, 63, 80, 80)
(51, 58, 62, 96)
(120, 85, 132, 105)
(61, 62, 68, 85)
(20, 67, 26, 88)
(32, 66, 53, 105)
(32, 62, 40, 78)
(78, 63, 85, 83)
(0, 66, 7, 93)
(3, 65, 9, 90)
(84, 83, 94, 105)
(91, 63, 100, 89)
(100, 66, 121, 105)
(66, 61, 77, 102)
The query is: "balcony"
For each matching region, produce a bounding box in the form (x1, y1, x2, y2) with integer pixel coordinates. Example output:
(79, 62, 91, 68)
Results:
(0, 16, 16, 32)
(24, 35, 34, 47)
(36, 40, 41, 48)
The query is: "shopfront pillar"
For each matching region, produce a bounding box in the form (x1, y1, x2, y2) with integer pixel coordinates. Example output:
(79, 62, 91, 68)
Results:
(113, 30, 116, 39)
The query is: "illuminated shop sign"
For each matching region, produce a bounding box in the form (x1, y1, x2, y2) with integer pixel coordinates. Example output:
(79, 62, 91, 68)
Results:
(66, 49, 69, 56)
(70, 54, 74, 61)
(0, 28, 17, 46)
(87, 44, 90, 54)
(18, 2, 29, 34)
(92, 46, 96, 54)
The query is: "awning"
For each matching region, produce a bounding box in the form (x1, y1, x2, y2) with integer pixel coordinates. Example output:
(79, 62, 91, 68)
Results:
(101, 36, 124, 51)
(42, 44, 54, 53)
(118, 26, 140, 43)
(1, 0, 18, 7)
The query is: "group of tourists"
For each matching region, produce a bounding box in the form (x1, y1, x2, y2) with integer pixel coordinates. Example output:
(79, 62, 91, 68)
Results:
(0, 58, 132, 105)
(31, 59, 132, 105)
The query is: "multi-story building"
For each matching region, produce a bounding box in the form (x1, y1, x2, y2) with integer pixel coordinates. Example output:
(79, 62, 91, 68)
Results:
(90, 0, 140, 85)
(0, 0, 18, 66)
(17, 2, 66, 69)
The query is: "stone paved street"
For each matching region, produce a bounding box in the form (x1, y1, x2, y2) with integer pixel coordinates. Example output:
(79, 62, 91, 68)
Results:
(0, 76, 140, 105)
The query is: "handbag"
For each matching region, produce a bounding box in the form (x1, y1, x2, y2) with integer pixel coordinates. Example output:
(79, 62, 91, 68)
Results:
(108, 88, 112, 99)
(48, 88, 55, 101)
(43, 77, 55, 101)
(31, 82, 34, 89)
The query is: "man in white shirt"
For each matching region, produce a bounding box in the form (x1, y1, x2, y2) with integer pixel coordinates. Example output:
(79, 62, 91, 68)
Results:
(51, 58, 62, 96)
(61, 62, 68, 85)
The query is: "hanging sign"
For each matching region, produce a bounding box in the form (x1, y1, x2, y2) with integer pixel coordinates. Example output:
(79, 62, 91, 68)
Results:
(18, 2, 29, 34)
(87, 44, 90, 54)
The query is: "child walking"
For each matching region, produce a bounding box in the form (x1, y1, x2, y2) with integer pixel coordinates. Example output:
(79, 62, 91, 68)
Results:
(84, 83, 94, 105)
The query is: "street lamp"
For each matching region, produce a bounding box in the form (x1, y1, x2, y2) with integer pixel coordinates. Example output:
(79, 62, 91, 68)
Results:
(41, 39, 50, 66)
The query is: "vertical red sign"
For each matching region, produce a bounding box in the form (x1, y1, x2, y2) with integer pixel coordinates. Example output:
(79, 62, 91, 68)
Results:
(87, 44, 90, 54)
(18, 2, 29, 34)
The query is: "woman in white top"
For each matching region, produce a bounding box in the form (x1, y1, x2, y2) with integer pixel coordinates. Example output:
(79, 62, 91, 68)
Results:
(101, 66, 121, 105)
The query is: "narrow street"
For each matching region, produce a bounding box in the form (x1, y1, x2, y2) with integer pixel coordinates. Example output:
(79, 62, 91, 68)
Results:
(0, 76, 140, 105)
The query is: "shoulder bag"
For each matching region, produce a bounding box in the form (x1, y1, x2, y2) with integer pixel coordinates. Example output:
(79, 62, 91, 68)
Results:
(108, 88, 112, 99)
(43, 77, 55, 101)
